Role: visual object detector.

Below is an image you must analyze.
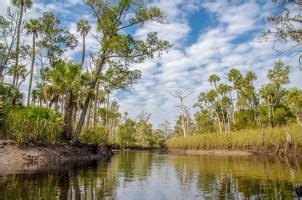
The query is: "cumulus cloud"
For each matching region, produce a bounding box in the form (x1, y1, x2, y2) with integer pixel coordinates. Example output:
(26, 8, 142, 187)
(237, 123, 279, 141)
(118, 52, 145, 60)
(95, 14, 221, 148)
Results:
(1, 0, 301, 127)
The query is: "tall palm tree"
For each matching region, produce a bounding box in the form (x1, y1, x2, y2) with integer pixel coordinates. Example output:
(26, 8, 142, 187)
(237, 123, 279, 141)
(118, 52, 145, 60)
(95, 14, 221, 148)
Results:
(76, 19, 90, 68)
(228, 68, 242, 109)
(25, 19, 42, 106)
(208, 74, 227, 132)
(12, 0, 32, 87)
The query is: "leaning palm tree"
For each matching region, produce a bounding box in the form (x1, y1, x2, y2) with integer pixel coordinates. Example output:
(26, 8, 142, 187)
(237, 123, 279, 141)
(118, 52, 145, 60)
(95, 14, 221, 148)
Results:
(25, 19, 42, 106)
(76, 19, 91, 68)
(11, 0, 32, 87)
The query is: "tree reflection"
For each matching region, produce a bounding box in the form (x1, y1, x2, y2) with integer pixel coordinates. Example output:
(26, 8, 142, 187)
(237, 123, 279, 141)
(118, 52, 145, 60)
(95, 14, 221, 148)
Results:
(0, 152, 302, 199)
(170, 154, 302, 199)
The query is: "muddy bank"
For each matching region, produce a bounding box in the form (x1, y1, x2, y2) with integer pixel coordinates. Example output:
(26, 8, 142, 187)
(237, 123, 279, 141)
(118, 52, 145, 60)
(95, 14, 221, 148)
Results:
(168, 148, 302, 157)
(0, 140, 112, 174)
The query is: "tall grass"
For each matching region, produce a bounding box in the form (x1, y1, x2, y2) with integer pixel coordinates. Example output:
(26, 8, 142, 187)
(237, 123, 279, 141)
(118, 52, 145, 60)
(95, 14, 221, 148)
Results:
(167, 125, 302, 152)
(3, 107, 62, 145)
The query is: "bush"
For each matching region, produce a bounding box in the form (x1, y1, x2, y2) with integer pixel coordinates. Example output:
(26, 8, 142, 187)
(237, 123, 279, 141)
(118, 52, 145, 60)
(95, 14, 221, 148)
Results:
(3, 107, 62, 145)
(80, 126, 108, 144)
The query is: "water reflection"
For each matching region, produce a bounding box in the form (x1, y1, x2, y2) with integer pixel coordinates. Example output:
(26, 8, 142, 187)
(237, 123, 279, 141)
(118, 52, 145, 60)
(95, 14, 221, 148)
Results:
(0, 151, 302, 199)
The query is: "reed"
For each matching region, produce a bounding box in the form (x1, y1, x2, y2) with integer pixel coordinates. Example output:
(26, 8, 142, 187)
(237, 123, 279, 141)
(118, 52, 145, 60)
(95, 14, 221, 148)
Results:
(167, 125, 302, 153)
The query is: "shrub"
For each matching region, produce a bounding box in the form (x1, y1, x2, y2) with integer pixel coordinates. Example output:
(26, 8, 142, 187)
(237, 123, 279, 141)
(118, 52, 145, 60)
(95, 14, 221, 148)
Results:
(80, 126, 108, 144)
(3, 107, 62, 145)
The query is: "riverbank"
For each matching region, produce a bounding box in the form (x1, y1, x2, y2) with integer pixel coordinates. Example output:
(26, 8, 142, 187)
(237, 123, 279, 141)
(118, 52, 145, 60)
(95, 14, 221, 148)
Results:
(0, 140, 112, 174)
(167, 125, 302, 157)
(168, 149, 254, 156)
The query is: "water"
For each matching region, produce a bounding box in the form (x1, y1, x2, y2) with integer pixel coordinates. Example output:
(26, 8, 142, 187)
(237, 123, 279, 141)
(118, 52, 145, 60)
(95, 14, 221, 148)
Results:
(1, 150, 302, 199)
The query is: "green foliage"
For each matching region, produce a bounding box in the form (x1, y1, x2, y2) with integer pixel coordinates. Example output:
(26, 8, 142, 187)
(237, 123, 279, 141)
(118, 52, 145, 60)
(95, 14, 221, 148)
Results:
(273, 105, 293, 125)
(0, 84, 23, 106)
(3, 107, 62, 145)
(233, 109, 257, 130)
(117, 118, 136, 148)
(80, 126, 108, 144)
(38, 12, 78, 63)
(194, 110, 215, 134)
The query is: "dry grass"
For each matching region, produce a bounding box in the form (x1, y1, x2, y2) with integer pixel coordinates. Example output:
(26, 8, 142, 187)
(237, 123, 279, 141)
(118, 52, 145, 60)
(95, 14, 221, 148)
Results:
(167, 124, 302, 152)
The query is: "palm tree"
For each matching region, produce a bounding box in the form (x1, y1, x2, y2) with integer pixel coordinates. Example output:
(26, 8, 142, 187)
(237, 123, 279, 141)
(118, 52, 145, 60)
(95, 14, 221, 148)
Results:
(76, 19, 90, 68)
(206, 90, 222, 133)
(208, 74, 227, 132)
(12, 0, 32, 87)
(48, 61, 83, 140)
(25, 19, 42, 106)
(228, 68, 242, 109)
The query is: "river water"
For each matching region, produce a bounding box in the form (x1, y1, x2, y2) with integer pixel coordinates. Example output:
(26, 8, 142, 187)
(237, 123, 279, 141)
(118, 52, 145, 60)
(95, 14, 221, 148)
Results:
(0, 150, 302, 199)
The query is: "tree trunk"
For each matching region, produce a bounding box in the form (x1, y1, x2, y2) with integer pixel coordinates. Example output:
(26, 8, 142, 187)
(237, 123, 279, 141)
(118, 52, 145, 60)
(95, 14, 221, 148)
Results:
(214, 110, 222, 133)
(214, 83, 226, 132)
(61, 100, 64, 115)
(0, 68, 4, 83)
(81, 34, 86, 68)
(86, 101, 92, 128)
(27, 34, 36, 106)
(13, 3, 24, 87)
(267, 97, 272, 127)
(72, 55, 106, 144)
(73, 102, 78, 123)
(63, 90, 74, 140)
(54, 99, 59, 113)
(180, 98, 186, 137)
(93, 81, 100, 129)
(106, 91, 110, 133)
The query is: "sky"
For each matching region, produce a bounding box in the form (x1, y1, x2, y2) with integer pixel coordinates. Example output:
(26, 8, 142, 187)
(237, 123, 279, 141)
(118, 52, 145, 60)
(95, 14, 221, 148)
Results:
(1, 0, 301, 128)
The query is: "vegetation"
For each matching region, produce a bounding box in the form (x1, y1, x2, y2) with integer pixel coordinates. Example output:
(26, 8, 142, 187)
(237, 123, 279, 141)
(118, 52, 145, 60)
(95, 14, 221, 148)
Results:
(168, 61, 302, 152)
(168, 124, 302, 153)
(0, 0, 301, 153)
(3, 106, 62, 145)
(0, 0, 170, 148)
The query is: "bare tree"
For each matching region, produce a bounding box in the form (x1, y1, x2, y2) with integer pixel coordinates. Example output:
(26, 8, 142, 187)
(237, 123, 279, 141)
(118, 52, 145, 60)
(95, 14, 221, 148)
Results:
(170, 89, 193, 137)
(137, 110, 151, 123)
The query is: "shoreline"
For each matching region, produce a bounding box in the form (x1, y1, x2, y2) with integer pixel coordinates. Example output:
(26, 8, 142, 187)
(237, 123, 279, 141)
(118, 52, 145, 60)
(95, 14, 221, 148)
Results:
(168, 149, 254, 156)
(0, 140, 112, 175)
(168, 148, 302, 157)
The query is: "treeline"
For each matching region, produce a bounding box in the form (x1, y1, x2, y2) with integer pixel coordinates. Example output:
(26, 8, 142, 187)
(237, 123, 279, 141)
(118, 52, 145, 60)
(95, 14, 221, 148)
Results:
(173, 61, 302, 137)
(0, 0, 171, 147)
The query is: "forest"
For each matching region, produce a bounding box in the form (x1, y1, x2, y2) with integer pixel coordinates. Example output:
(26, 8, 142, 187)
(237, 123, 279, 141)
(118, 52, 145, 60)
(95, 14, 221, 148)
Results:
(0, 0, 301, 152)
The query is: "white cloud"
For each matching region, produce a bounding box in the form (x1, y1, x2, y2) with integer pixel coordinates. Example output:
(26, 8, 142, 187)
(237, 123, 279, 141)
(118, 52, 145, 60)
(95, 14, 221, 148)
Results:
(1, 0, 301, 127)
(118, 0, 302, 127)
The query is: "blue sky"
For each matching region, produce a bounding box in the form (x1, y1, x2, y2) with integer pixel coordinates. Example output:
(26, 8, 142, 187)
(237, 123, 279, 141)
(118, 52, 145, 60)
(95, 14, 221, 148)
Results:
(1, 0, 301, 127)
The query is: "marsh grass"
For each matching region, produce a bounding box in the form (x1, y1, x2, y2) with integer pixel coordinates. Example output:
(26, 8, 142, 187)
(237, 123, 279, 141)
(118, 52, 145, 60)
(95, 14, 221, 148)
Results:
(167, 125, 302, 152)
(3, 107, 62, 145)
